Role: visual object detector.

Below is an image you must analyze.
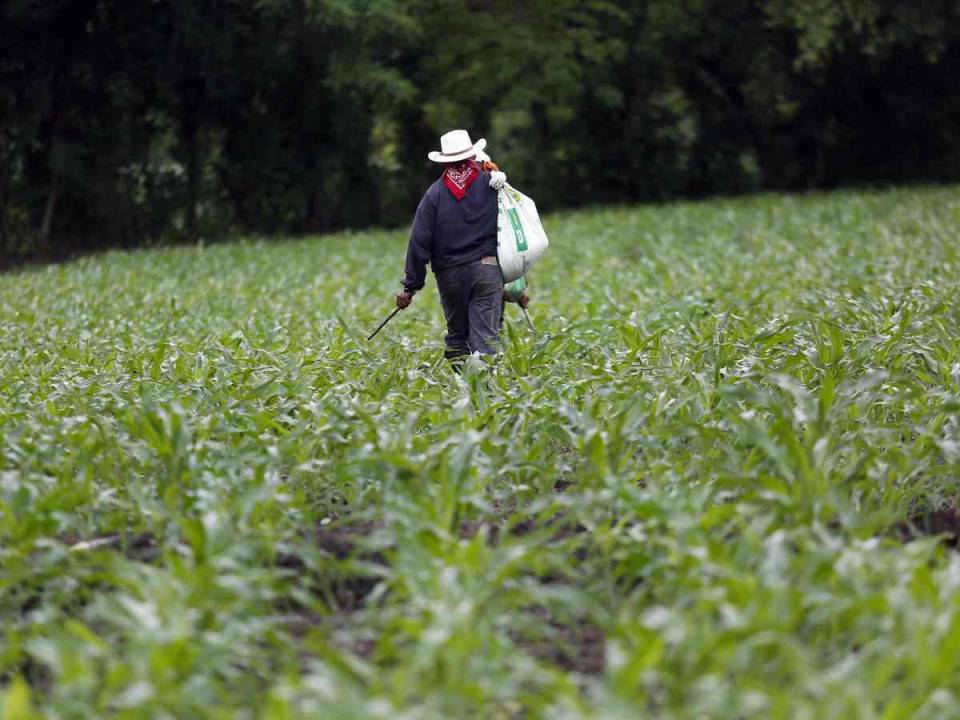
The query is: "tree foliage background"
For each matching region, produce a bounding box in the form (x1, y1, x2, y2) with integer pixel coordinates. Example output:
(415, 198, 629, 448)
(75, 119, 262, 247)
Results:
(2, 0, 958, 263)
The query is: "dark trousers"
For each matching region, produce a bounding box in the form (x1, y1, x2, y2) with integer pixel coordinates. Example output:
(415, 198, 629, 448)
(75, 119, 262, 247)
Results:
(435, 259, 504, 356)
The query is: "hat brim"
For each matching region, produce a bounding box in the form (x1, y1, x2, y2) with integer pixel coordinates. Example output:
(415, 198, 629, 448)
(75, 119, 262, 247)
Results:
(428, 138, 486, 163)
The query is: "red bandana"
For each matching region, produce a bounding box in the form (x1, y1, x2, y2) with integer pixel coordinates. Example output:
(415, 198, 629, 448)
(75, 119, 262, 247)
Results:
(442, 160, 480, 201)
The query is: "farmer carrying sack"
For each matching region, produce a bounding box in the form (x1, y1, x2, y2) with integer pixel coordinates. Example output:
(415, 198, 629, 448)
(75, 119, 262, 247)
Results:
(497, 183, 549, 283)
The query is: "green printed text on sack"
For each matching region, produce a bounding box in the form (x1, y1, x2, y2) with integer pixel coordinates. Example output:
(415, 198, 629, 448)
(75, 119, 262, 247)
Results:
(508, 208, 528, 251)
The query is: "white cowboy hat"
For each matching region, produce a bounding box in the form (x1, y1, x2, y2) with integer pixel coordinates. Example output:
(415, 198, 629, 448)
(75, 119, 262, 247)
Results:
(428, 129, 487, 163)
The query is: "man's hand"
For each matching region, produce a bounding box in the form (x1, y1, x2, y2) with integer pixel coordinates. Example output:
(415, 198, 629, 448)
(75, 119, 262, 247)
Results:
(396, 291, 414, 309)
(504, 288, 530, 307)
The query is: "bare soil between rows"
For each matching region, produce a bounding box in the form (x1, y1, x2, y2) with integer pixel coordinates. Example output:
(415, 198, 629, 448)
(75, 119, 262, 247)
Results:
(311, 514, 604, 675)
(55, 499, 960, 681)
(891, 501, 960, 548)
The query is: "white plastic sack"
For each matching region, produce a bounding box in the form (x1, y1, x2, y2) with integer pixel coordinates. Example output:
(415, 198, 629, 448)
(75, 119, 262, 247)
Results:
(497, 183, 549, 283)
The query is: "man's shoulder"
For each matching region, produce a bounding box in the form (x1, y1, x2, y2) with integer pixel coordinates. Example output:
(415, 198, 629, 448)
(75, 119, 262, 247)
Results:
(416, 178, 441, 207)
(470, 171, 495, 197)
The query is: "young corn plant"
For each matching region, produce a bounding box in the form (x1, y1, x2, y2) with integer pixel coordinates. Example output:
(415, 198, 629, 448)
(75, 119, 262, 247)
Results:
(2, 187, 960, 718)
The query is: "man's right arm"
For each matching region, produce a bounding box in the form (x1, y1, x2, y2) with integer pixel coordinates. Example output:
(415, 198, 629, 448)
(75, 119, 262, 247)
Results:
(402, 189, 436, 293)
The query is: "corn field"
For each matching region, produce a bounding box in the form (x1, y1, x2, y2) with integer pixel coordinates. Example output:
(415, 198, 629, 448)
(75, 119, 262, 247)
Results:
(2, 187, 960, 718)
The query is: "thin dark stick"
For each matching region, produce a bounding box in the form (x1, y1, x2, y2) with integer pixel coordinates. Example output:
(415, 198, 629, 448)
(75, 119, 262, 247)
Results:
(521, 307, 535, 333)
(367, 307, 402, 341)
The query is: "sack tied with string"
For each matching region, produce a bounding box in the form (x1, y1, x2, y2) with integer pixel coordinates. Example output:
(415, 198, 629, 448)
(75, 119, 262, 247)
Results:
(497, 184, 549, 283)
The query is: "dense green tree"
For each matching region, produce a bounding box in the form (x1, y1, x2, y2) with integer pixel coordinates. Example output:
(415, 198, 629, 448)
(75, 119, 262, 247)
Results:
(0, 0, 958, 263)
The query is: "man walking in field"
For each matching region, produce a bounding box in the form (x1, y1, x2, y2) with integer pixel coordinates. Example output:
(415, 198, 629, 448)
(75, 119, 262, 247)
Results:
(396, 129, 528, 365)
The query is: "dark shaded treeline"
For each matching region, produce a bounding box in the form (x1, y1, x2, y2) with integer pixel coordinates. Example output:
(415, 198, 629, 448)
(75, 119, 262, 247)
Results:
(2, 0, 958, 262)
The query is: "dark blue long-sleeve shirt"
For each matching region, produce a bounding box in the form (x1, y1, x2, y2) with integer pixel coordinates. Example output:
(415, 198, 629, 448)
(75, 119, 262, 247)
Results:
(402, 171, 498, 292)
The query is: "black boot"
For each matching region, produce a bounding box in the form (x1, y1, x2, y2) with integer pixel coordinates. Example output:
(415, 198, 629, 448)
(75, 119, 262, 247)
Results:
(444, 349, 468, 374)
